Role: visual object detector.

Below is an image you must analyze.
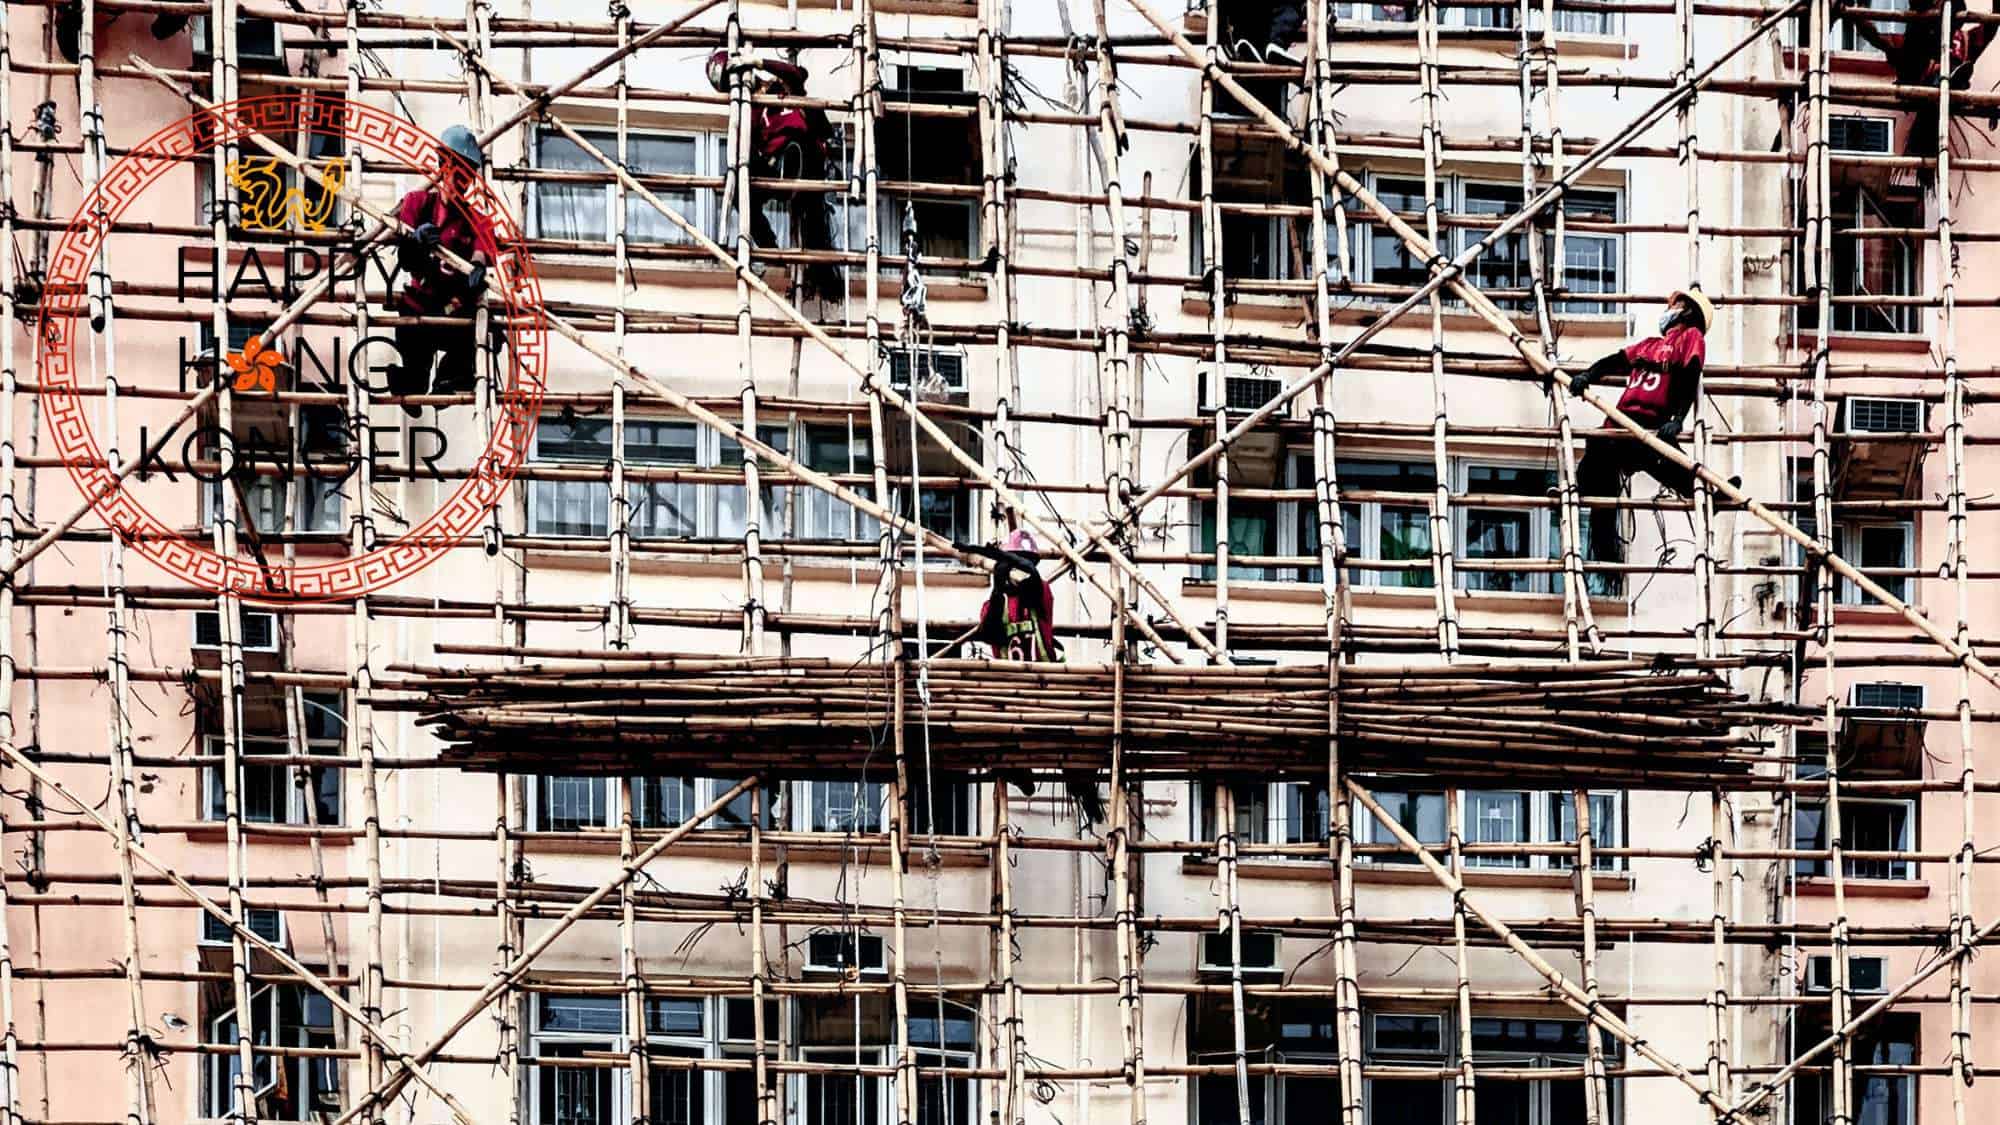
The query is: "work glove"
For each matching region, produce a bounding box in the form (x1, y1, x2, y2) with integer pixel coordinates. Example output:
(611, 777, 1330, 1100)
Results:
(1567, 371, 1590, 397)
(412, 222, 441, 249)
(1656, 417, 1683, 444)
(463, 263, 488, 295)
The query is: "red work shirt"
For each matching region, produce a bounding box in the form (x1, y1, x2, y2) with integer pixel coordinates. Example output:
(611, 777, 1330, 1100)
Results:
(394, 188, 495, 315)
(1615, 324, 1705, 426)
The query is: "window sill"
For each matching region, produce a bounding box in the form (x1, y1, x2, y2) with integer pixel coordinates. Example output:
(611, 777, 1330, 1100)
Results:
(1796, 876, 1928, 899)
(1183, 855, 1632, 891)
(1181, 10, 1633, 59)
(791, 0, 973, 14)
(1179, 578, 1631, 617)
(520, 547, 985, 584)
(1832, 603, 1923, 627)
(183, 824, 340, 846)
(1334, 299, 1632, 339)
(531, 253, 790, 290)
(523, 833, 991, 867)
(1812, 332, 1932, 355)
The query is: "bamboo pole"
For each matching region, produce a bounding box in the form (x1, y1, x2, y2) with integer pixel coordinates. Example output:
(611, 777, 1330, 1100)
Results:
(0, 3, 22, 1117)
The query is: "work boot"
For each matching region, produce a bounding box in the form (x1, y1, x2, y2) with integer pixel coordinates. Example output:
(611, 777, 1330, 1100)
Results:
(1064, 772, 1106, 829)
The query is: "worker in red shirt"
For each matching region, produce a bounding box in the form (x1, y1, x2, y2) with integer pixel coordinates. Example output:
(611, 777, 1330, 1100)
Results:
(389, 125, 494, 418)
(708, 50, 843, 301)
(959, 529, 1106, 828)
(1838, 0, 1995, 191)
(1567, 288, 1719, 566)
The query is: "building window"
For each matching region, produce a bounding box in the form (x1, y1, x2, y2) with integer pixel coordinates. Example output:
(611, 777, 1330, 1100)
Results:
(527, 413, 790, 540)
(1187, 991, 1338, 1125)
(528, 776, 771, 832)
(533, 127, 722, 245)
(1791, 1012, 1915, 1125)
(1194, 780, 1330, 848)
(796, 995, 978, 1125)
(1353, 174, 1623, 316)
(875, 61, 982, 267)
(1794, 797, 1915, 880)
(1799, 186, 1919, 335)
(204, 984, 341, 1120)
(203, 690, 344, 826)
(1356, 791, 1623, 870)
(1459, 463, 1557, 594)
(1363, 1011, 1447, 1125)
(532, 988, 752, 1120)
(1787, 458, 1915, 607)
(1339, 458, 1436, 589)
(1833, 0, 1912, 54)
(194, 95, 349, 233)
(797, 423, 881, 540)
(1191, 136, 1314, 282)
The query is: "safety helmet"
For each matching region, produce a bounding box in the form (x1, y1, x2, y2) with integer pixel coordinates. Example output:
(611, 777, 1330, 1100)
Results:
(1003, 529, 1039, 556)
(439, 124, 484, 170)
(1669, 287, 1715, 333)
(707, 48, 731, 92)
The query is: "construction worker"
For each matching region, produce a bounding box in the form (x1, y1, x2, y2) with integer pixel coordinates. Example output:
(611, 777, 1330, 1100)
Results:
(388, 124, 493, 418)
(959, 530, 1107, 828)
(1837, 0, 1995, 190)
(707, 49, 844, 301)
(54, 0, 188, 64)
(1567, 288, 1727, 566)
(1229, 1, 1309, 65)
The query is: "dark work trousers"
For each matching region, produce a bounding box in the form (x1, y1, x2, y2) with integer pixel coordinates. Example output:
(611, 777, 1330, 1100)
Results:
(1268, 1, 1304, 44)
(1575, 429, 1696, 563)
(392, 320, 479, 401)
(750, 141, 842, 300)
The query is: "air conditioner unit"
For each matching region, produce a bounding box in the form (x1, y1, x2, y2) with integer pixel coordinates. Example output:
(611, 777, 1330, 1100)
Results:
(1840, 682, 1925, 777)
(1829, 116, 1894, 155)
(1807, 955, 1885, 994)
(806, 932, 886, 976)
(1842, 397, 1924, 435)
(1199, 929, 1280, 976)
(191, 16, 288, 74)
(194, 609, 280, 654)
(201, 908, 285, 946)
(888, 346, 968, 396)
(1198, 372, 1286, 414)
(1834, 397, 1927, 500)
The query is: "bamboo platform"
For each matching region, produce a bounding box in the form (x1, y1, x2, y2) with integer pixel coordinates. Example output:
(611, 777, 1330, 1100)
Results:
(405, 655, 1782, 787)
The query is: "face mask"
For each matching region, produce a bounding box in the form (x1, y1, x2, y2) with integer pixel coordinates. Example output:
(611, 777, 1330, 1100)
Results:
(1658, 308, 1680, 334)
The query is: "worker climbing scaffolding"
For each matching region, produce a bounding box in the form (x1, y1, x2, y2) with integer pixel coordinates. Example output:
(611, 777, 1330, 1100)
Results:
(709, 48, 845, 302)
(1568, 288, 1738, 568)
(387, 124, 495, 418)
(959, 530, 1108, 828)
(1835, 0, 1997, 190)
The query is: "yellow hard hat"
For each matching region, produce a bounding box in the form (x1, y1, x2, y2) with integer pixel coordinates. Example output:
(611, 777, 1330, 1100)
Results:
(1670, 287, 1716, 332)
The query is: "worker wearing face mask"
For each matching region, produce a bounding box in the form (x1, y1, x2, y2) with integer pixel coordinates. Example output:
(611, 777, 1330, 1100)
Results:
(1566, 288, 1727, 566)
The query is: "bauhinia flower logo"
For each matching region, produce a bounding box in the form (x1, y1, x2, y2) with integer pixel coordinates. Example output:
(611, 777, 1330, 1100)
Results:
(225, 334, 284, 393)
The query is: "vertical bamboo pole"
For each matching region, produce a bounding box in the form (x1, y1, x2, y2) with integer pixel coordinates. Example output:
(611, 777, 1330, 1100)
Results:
(1216, 785, 1252, 1125)
(1571, 791, 1607, 1125)
(339, 2, 389, 1116)
(1198, 0, 1231, 651)
(1446, 793, 1475, 1125)
(0, 6, 21, 1116)
(728, 7, 768, 653)
(1416, 0, 1459, 654)
(977, 0, 1021, 512)
(750, 781, 777, 1125)
(76, 0, 155, 1113)
(1087, 12, 1149, 1125)
(1803, 0, 1853, 1120)
(1934, 2, 1976, 1116)
(622, 774, 648, 1125)
(203, 3, 260, 1116)
(609, 2, 635, 648)
(1302, 3, 1360, 1121)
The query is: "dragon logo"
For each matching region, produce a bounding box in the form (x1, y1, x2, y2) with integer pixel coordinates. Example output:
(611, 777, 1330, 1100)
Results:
(226, 155, 345, 233)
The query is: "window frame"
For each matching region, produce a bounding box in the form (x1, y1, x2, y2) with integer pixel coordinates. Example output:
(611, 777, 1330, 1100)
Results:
(529, 124, 726, 246)
(203, 982, 341, 1120)
(1355, 790, 1626, 872)
(526, 413, 790, 541)
(201, 690, 345, 826)
(1794, 795, 1918, 881)
(526, 775, 770, 833)
(1192, 780, 1331, 851)
(1353, 171, 1626, 318)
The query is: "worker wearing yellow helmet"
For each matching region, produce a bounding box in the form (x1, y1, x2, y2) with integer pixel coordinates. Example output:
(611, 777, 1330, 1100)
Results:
(1567, 287, 1730, 568)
